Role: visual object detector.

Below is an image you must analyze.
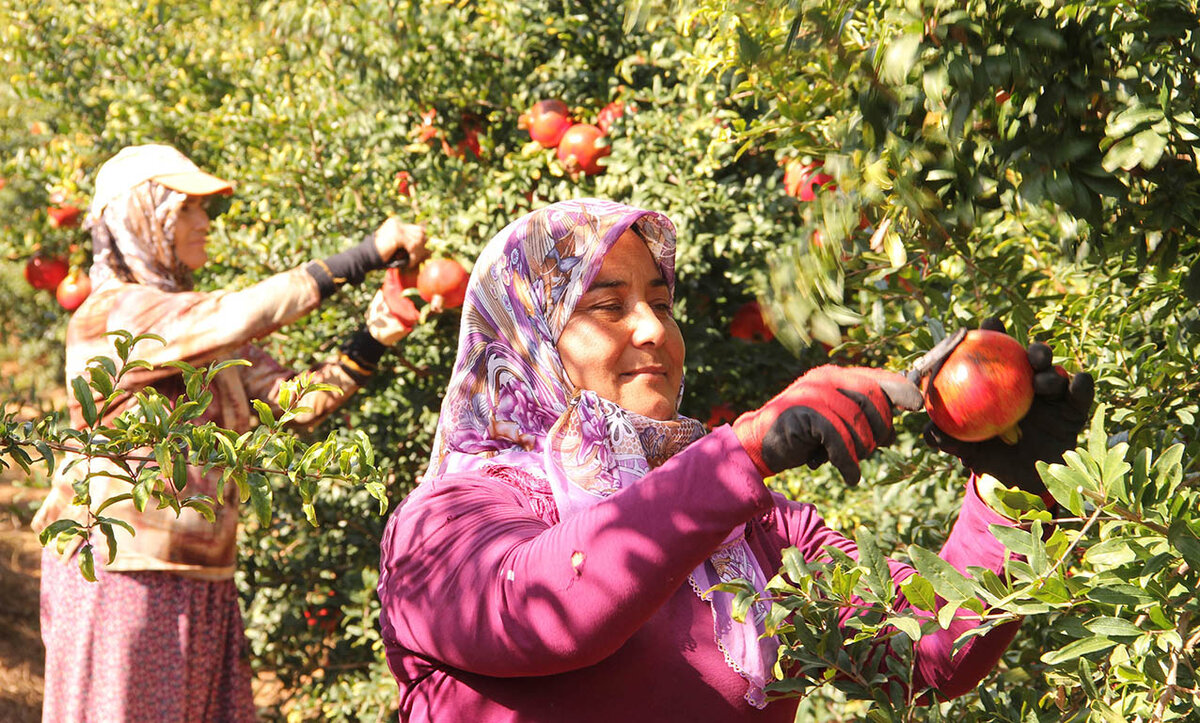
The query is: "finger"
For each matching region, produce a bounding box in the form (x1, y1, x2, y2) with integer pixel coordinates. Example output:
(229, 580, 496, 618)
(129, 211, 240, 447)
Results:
(980, 317, 1006, 334)
(1067, 371, 1095, 415)
(1027, 342, 1053, 371)
(830, 367, 923, 411)
(1033, 367, 1068, 397)
(877, 375, 923, 411)
(839, 387, 894, 448)
(922, 421, 966, 456)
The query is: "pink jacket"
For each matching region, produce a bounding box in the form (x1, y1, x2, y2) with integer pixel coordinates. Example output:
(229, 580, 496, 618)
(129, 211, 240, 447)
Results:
(377, 427, 1019, 722)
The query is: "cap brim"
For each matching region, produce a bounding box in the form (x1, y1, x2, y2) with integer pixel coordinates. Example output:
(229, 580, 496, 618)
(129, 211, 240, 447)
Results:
(152, 171, 234, 197)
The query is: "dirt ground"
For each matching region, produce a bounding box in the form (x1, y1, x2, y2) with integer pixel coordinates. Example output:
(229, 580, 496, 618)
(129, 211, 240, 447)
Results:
(0, 469, 47, 723)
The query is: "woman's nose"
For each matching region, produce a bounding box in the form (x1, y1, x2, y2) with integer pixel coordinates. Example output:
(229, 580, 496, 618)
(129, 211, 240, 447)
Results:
(629, 302, 667, 347)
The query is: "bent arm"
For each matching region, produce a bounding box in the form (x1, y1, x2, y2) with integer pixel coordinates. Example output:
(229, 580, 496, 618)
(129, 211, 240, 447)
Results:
(774, 478, 1020, 699)
(377, 427, 774, 677)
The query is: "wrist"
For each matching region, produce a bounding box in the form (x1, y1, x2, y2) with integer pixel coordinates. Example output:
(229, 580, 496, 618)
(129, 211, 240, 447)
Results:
(338, 326, 388, 383)
(731, 414, 772, 479)
(306, 234, 386, 299)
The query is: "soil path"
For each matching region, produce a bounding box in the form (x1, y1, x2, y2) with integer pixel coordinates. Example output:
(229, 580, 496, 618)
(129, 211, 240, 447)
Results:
(0, 470, 47, 723)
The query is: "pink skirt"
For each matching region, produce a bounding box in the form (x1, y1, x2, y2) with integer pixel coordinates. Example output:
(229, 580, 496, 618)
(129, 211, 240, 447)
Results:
(40, 549, 257, 722)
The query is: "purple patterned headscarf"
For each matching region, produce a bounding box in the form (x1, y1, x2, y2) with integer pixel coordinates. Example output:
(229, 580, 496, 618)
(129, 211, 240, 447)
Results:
(423, 198, 777, 707)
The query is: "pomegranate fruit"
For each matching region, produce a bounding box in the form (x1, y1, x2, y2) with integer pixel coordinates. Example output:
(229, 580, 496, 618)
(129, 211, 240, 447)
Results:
(922, 329, 1034, 443)
(706, 402, 738, 429)
(524, 100, 572, 148)
(24, 254, 69, 290)
(729, 301, 774, 343)
(47, 205, 82, 229)
(56, 268, 91, 312)
(417, 258, 469, 310)
(556, 123, 610, 176)
(596, 100, 626, 134)
(783, 161, 835, 202)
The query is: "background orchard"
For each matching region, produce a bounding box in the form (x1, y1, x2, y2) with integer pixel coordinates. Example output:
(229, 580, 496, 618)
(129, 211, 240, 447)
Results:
(1, 0, 1198, 720)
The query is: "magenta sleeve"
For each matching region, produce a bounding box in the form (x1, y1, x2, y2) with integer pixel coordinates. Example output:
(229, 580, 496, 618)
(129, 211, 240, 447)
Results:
(771, 478, 1020, 699)
(377, 426, 774, 677)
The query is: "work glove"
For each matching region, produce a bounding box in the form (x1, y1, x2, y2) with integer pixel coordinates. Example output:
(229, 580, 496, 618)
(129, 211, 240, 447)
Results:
(917, 319, 1095, 495)
(366, 287, 419, 346)
(732, 366, 923, 485)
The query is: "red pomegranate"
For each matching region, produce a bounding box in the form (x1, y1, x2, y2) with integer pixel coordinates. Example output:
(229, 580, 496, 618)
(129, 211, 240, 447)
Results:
(783, 161, 835, 202)
(729, 301, 774, 343)
(47, 205, 82, 229)
(922, 329, 1034, 443)
(56, 268, 91, 312)
(556, 123, 610, 176)
(417, 258, 469, 309)
(706, 402, 738, 429)
(596, 100, 626, 134)
(24, 254, 69, 290)
(523, 100, 572, 148)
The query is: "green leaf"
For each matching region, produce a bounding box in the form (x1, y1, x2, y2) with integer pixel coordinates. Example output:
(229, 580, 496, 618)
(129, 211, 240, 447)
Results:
(1083, 616, 1142, 638)
(247, 473, 272, 526)
(94, 493, 133, 515)
(79, 544, 97, 582)
(71, 375, 98, 427)
(908, 545, 977, 604)
(854, 527, 893, 606)
(252, 399, 276, 428)
(1040, 636, 1116, 665)
(899, 574, 937, 613)
(888, 615, 922, 642)
(131, 481, 150, 512)
(1168, 519, 1200, 570)
(38, 518, 80, 546)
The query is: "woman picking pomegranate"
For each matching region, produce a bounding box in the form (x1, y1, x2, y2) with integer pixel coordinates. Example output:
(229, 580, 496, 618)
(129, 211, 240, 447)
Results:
(376, 199, 1093, 721)
(33, 143, 428, 721)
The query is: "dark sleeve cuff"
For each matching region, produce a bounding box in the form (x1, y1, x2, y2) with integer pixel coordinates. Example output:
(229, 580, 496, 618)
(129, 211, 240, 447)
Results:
(337, 327, 388, 383)
(305, 234, 386, 299)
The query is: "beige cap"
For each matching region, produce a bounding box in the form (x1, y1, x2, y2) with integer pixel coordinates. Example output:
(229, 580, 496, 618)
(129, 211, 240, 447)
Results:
(88, 144, 234, 221)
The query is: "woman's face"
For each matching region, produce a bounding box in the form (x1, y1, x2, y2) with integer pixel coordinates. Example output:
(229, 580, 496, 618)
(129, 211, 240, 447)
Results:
(173, 195, 211, 270)
(556, 229, 685, 420)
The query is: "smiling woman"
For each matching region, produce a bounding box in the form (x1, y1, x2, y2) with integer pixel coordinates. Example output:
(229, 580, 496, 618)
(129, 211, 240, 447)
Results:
(556, 229, 685, 420)
(372, 198, 1082, 722)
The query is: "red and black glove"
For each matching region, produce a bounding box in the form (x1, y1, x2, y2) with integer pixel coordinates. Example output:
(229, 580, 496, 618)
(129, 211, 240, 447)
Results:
(919, 319, 1095, 496)
(732, 366, 923, 485)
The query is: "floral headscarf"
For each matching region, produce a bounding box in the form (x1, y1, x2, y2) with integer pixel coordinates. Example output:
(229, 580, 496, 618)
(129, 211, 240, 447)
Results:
(86, 181, 193, 292)
(424, 198, 777, 707)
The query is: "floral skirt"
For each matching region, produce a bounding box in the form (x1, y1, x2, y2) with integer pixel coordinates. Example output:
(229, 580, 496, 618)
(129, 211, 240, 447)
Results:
(40, 549, 257, 722)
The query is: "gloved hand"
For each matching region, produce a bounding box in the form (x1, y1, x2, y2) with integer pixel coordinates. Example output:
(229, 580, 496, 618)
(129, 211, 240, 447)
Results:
(920, 319, 1095, 495)
(366, 288, 418, 346)
(732, 366, 923, 485)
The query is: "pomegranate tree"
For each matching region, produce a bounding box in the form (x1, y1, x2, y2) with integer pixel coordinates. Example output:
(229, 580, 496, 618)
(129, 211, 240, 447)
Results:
(922, 329, 1034, 443)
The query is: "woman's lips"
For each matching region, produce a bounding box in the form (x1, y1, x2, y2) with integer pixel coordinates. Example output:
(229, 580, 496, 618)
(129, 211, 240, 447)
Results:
(621, 367, 668, 378)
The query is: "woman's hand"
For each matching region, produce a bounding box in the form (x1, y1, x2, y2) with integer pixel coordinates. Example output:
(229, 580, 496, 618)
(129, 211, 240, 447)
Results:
(922, 322, 1095, 496)
(366, 288, 418, 346)
(374, 217, 429, 268)
(732, 366, 922, 485)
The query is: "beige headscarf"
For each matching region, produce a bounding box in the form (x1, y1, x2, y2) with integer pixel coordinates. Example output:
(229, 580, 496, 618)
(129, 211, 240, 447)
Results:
(86, 181, 193, 291)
